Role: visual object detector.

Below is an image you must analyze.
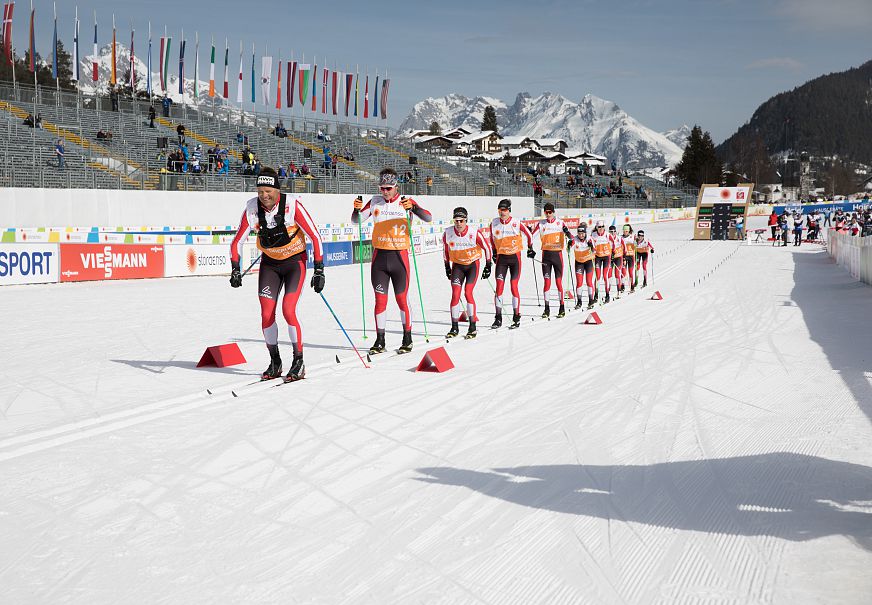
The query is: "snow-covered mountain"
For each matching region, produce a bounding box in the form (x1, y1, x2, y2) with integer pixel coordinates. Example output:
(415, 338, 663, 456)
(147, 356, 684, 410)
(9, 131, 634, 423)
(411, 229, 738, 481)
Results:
(79, 43, 227, 109)
(662, 124, 691, 149)
(399, 92, 685, 170)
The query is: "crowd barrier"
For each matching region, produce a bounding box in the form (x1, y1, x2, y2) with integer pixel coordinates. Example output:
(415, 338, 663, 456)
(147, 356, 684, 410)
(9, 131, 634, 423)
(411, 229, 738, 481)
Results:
(827, 230, 872, 285)
(1, 208, 695, 286)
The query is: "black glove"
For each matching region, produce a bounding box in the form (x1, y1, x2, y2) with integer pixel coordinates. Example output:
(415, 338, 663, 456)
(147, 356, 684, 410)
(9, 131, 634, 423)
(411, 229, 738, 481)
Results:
(649, 249, 654, 255)
(229, 261, 242, 288)
(527, 249, 536, 259)
(481, 261, 492, 280)
(310, 261, 325, 293)
(445, 261, 452, 279)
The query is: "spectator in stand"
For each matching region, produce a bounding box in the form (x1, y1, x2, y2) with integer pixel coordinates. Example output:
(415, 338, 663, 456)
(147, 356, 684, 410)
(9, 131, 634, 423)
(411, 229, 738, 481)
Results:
(110, 87, 119, 111)
(277, 164, 287, 186)
(162, 95, 172, 117)
(180, 143, 190, 173)
(54, 139, 65, 170)
(236, 132, 244, 145)
(768, 210, 778, 240)
(191, 144, 202, 174)
(300, 161, 310, 176)
(148, 105, 156, 128)
(23, 113, 35, 127)
(177, 123, 186, 146)
(426, 175, 433, 194)
(275, 120, 287, 137)
(35, 113, 43, 128)
(849, 215, 861, 236)
(207, 146, 216, 173)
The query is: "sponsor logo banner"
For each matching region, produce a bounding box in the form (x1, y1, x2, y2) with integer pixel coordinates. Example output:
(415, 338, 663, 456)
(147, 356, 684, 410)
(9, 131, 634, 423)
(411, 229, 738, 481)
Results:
(60, 244, 164, 282)
(0, 244, 60, 285)
(322, 241, 353, 267)
(352, 239, 374, 264)
(165, 244, 231, 277)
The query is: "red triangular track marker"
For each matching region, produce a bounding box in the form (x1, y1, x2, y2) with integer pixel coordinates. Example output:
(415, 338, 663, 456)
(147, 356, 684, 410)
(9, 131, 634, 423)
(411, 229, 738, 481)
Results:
(415, 346, 455, 373)
(197, 343, 247, 368)
(583, 312, 602, 325)
(650, 291, 663, 300)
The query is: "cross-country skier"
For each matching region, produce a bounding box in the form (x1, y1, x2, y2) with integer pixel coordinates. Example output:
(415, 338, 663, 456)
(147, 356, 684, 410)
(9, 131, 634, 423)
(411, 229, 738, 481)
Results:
(229, 167, 325, 382)
(490, 198, 534, 329)
(590, 220, 613, 303)
(568, 223, 596, 309)
(530, 202, 572, 318)
(442, 206, 492, 339)
(634, 230, 654, 287)
(608, 224, 626, 297)
(352, 167, 432, 355)
(621, 224, 637, 294)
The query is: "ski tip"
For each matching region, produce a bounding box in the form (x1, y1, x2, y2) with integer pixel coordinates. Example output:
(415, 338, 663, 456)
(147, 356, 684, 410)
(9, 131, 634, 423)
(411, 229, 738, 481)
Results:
(206, 389, 213, 395)
(335, 355, 341, 364)
(231, 391, 238, 398)
(366, 354, 372, 363)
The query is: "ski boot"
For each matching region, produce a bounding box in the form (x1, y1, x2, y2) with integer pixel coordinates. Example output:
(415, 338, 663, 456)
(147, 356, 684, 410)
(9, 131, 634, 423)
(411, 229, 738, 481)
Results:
(642, 278, 647, 288)
(630, 286, 635, 294)
(261, 345, 283, 380)
(446, 322, 460, 339)
(465, 321, 477, 340)
(587, 300, 595, 310)
(541, 303, 550, 319)
(509, 313, 521, 329)
(368, 333, 386, 355)
(397, 330, 413, 354)
(491, 312, 502, 329)
(604, 292, 611, 304)
(283, 353, 305, 383)
(574, 299, 584, 310)
(556, 305, 566, 318)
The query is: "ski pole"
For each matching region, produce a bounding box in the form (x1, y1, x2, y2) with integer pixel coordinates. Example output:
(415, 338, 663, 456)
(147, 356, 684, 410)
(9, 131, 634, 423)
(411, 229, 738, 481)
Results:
(405, 201, 430, 342)
(355, 196, 367, 340)
(241, 253, 262, 278)
(566, 247, 577, 301)
(319, 292, 370, 369)
(531, 255, 541, 307)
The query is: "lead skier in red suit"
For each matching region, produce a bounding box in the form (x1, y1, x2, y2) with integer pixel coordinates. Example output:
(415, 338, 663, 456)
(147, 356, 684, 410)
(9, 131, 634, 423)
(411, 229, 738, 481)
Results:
(229, 167, 324, 382)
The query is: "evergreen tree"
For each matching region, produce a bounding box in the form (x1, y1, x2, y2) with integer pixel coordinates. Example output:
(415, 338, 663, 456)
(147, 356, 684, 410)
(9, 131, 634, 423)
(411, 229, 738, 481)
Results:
(481, 105, 498, 133)
(54, 40, 76, 91)
(676, 125, 723, 187)
(428, 121, 442, 135)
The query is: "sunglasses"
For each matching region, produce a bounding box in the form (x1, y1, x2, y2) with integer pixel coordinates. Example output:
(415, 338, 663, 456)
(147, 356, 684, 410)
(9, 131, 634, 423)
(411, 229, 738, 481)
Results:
(544, 210, 554, 214)
(453, 217, 467, 221)
(379, 186, 395, 191)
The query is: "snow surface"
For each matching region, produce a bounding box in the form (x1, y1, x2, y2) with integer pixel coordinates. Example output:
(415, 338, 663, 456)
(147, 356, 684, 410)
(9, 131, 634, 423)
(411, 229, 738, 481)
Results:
(2, 218, 872, 603)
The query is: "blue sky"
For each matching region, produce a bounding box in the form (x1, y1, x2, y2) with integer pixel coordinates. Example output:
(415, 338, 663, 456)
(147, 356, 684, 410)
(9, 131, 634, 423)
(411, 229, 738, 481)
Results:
(13, 0, 872, 142)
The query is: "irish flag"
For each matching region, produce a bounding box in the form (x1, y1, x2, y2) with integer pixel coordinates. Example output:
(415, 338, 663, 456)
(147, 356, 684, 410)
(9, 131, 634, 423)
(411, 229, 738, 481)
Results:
(208, 38, 215, 97)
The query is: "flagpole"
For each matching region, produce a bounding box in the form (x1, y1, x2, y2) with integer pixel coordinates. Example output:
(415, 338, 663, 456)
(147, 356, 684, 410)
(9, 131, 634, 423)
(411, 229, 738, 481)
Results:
(8, 1, 17, 95)
(31, 0, 37, 119)
(53, 3, 59, 103)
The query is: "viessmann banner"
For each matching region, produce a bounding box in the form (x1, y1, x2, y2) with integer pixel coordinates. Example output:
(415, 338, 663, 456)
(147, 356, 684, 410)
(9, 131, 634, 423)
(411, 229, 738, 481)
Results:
(59, 244, 165, 282)
(164, 245, 231, 277)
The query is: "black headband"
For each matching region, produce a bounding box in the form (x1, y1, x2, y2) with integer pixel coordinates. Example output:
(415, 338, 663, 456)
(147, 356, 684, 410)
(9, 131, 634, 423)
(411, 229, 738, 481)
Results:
(256, 174, 280, 189)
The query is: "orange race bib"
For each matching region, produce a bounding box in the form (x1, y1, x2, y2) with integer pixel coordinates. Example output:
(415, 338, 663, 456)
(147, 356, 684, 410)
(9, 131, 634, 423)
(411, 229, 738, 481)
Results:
(574, 247, 594, 263)
(257, 226, 306, 260)
(540, 232, 564, 251)
(372, 218, 410, 250)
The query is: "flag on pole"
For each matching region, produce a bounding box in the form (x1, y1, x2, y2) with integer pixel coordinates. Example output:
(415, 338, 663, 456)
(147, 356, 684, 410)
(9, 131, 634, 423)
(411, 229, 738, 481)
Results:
(146, 23, 151, 95)
(249, 43, 255, 103)
(129, 27, 135, 90)
(51, 3, 57, 79)
(321, 67, 328, 114)
(92, 13, 98, 81)
(207, 37, 215, 97)
(161, 31, 172, 94)
(298, 63, 310, 105)
(354, 69, 359, 117)
(72, 8, 80, 82)
(222, 39, 228, 98)
(193, 32, 199, 99)
(311, 61, 317, 112)
(363, 74, 369, 119)
(110, 14, 116, 85)
(235, 40, 243, 103)
(331, 69, 338, 115)
(287, 59, 295, 108)
(1, 3, 14, 67)
(380, 78, 390, 119)
(373, 74, 379, 118)
(275, 58, 281, 109)
(178, 32, 185, 95)
(261, 55, 272, 106)
(344, 72, 353, 116)
(27, 3, 33, 73)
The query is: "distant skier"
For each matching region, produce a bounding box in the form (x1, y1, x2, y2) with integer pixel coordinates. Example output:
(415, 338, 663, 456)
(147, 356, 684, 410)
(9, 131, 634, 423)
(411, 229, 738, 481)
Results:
(590, 220, 613, 303)
(229, 167, 324, 382)
(530, 202, 572, 318)
(442, 206, 492, 339)
(490, 198, 534, 329)
(621, 224, 637, 293)
(352, 167, 432, 355)
(568, 223, 596, 309)
(634, 230, 654, 288)
(608, 224, 626, 296)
